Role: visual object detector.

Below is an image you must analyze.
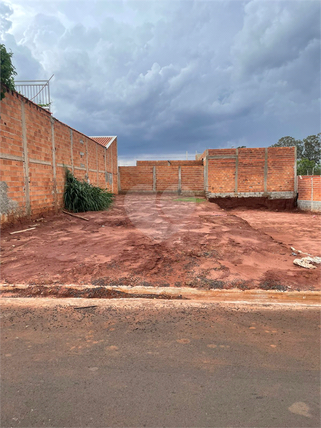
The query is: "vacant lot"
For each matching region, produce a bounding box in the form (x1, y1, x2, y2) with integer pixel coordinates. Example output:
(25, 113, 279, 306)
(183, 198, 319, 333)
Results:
(1, 194, 320, 290)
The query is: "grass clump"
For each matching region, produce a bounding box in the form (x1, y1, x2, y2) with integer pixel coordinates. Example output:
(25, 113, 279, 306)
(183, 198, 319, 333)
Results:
(173, 197, 205, 203)
(64, 168, 113, 213)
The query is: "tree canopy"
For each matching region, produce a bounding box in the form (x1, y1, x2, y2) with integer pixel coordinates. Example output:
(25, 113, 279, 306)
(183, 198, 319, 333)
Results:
(270, 136, 304, 158)
(0, 44, 17, 100)
(302, 134, 321, 164)
(297, 158, 321, 176)
(270, 134, 320, 175)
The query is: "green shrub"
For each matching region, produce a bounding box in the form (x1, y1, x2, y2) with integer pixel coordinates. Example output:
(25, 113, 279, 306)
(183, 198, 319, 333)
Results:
(64, 168, 113, 212)
(0, 44, 17, 100)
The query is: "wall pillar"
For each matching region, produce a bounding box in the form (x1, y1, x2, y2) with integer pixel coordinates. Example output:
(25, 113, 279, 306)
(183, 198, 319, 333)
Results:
(311, 177, 314, 211)
(235, 148, 239, 194)
(110, 142, 113, 193)
(50, 117, 58, 212)
(118, 170, 121, 192)
(264, 147, 268, 194)
(204, 150, 209, 193)
(86, 139, 89, 179)
(153, 166, 156, 192)
(70, 129, 74, 173)
(21, 100, 31, 215)
(96, 143, 98, 185)
(294, 145, 297, 194)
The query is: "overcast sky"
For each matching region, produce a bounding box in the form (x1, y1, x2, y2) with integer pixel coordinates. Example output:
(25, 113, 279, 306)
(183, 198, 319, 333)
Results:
(1, 0, 320, 164)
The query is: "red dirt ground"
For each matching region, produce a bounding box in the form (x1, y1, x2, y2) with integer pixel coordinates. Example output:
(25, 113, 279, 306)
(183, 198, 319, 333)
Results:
(1, 195, 320, 291)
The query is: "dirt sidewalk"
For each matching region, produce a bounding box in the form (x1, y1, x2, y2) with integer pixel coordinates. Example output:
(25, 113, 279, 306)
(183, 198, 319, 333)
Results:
(1, 195, 320, 290)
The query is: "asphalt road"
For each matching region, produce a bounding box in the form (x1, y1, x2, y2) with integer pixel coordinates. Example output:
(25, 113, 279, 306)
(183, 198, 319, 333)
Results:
(0, 299, 320, 427)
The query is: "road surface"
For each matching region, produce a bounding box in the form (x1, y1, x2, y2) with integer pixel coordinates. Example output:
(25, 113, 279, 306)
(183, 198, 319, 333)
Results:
(1, 298, 320, 427)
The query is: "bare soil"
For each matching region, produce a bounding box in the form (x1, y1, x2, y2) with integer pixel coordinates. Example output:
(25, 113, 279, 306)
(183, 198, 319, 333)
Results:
(0, 285, 185, 300)
(1, 194, 320, 291)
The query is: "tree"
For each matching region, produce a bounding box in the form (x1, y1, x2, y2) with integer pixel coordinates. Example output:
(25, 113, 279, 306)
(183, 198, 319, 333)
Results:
(270, 134, 321, 175)
(271, 136, 304, 159)
(0, 44, 17, 100)
(297, 158, 321, 176)
(302, 134, 321, 164)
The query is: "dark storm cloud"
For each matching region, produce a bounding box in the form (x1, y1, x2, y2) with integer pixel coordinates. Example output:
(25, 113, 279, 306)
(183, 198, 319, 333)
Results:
(1, 0, 320, 164)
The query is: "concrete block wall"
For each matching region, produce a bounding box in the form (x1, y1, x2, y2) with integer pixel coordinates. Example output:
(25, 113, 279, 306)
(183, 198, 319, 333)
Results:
(119, 161, 204, 194)
(297, 176, 321, 212)
(0, 91, 118, 225)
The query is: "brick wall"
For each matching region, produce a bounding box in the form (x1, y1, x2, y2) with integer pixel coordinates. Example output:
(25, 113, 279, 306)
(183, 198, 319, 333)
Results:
(136, 160, 203, 166)
(205, 147, 296, 199)
(0, 91, 118, 225)
(120, 148, 295, 198)
(119, 166, 154, 192)
(119, 161, 204, 194)
(297, 176, 321, 212)
(181, 165, 204, 192)
(156, 166, 180, 192)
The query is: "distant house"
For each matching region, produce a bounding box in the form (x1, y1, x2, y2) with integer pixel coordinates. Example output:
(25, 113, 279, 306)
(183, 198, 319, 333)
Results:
(89, 136, 118, 193)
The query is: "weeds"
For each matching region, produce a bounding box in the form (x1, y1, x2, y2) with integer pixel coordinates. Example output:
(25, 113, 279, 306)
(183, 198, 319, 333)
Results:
(260, 281, 288, 291)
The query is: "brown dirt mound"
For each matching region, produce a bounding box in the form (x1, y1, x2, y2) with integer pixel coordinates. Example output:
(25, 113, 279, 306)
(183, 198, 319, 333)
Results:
(0, 286, 185, 300)
(209, 197, 296, 210)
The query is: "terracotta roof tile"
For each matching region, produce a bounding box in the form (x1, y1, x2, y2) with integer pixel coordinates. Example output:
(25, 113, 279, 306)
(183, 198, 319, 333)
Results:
(90, 136, 116, 148)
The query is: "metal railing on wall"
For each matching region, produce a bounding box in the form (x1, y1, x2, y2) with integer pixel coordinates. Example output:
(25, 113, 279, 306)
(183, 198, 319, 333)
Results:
(14, 75, 54, 111)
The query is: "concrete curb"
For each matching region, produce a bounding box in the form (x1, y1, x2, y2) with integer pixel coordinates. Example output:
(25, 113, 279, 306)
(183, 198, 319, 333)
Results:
(0, 284, 320, 307)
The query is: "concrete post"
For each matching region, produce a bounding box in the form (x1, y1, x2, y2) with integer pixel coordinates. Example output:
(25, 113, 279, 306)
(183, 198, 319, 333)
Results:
(235, 148, 239, 194)
(294, 145, 298, 195)
(50, 117, 58, 212)
(311, 177, 314, 211)
(70, 129, 74, 173)
(204, 150, 209, 194)
(153, 166, 156, 192)
(96, 143, 99, 185)
(21, 100, 31, 215)
(178, 166, 182, 194)
(86, 139, 89, 179)
(264, 147, 268, 194)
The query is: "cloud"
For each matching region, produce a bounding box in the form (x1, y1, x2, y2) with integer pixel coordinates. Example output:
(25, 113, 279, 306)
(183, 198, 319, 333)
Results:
(1, 0, 320, 162)
(232, 0, 320, 75)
